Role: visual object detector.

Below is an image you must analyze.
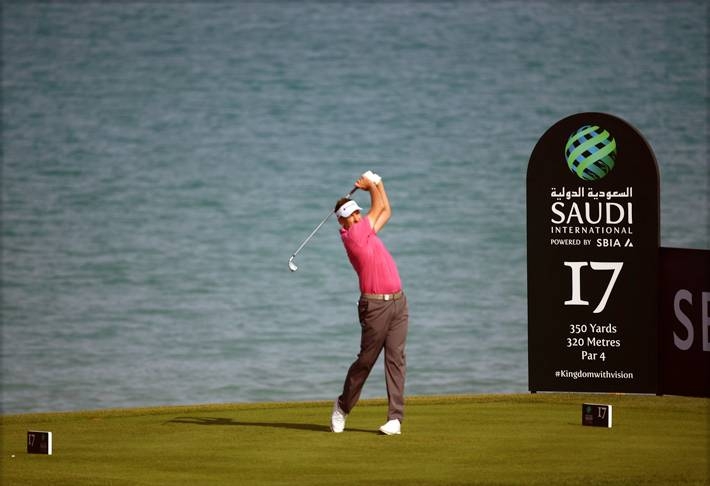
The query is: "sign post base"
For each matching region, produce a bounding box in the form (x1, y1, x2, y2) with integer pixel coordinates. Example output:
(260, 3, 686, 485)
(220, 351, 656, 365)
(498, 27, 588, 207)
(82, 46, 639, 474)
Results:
(582, 403, 612, 428)
(27, 431, 52, 455)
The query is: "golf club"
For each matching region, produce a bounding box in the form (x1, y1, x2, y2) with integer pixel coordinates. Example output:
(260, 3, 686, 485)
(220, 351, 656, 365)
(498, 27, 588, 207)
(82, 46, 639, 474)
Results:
(288, 186, 358, 272)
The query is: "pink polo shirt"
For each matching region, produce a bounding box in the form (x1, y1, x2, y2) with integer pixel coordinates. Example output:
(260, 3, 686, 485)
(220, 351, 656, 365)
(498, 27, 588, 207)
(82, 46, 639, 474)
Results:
(340, 217, 402, 294)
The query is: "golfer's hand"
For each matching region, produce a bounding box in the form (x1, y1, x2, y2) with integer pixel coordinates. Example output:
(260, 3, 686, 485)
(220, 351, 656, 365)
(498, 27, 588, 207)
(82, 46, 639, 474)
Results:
(355, 176, 375, 191)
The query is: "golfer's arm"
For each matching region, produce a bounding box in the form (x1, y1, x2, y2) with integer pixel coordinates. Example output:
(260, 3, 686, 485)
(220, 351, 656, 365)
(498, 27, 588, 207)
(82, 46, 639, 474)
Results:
(368, 181, 391, 233)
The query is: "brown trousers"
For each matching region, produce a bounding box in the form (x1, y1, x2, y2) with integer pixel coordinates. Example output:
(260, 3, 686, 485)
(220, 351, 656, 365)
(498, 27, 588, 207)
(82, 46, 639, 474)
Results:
(338, 294, 409, 421)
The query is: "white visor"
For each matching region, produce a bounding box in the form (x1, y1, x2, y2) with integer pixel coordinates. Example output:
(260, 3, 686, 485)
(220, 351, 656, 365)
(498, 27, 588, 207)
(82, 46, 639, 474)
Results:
(335, 199, 362, 218)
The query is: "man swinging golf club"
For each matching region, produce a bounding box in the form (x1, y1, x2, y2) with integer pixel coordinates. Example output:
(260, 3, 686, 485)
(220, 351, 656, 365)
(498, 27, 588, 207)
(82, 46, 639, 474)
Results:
(330, 171, 409, 435)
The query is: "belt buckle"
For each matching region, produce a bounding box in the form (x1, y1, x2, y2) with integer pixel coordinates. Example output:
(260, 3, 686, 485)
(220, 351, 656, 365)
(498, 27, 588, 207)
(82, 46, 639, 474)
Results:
(384, 294, 391, 301)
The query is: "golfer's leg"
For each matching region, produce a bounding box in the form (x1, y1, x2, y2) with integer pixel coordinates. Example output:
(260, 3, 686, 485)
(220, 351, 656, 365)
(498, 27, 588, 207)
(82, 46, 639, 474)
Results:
(339, 300, 388, 414)
(384, 296, 409, 421)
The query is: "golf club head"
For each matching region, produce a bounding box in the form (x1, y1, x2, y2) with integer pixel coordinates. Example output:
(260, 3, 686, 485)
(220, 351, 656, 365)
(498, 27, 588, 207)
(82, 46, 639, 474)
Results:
(288, 256, 298, 272)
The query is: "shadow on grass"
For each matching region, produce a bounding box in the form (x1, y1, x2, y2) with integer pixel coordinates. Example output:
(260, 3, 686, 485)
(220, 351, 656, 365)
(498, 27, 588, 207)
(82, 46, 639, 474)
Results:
(166, 416, 378, 434)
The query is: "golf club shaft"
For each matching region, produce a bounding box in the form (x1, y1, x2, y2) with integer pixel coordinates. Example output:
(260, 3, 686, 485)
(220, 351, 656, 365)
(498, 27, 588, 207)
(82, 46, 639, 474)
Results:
(290, 186, 358, 260)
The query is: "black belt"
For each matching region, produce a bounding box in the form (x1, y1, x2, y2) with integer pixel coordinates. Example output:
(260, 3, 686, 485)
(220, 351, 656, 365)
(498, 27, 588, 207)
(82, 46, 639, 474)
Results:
(361, 291, 404, 301)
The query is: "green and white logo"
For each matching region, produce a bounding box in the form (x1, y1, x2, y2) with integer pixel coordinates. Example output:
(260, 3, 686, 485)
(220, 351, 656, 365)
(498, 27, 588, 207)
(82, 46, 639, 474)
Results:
(565, 125, 617, 181)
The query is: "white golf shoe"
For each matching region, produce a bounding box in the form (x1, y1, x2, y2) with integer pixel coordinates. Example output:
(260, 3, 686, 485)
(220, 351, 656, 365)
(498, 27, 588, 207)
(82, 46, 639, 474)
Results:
(330, 399, 347, 433)
(379, 419, 401, 435)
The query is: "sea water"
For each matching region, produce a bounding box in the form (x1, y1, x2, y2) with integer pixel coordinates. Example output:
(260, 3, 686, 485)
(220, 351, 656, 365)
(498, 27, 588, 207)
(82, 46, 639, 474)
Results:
(1, 2, 707, 414)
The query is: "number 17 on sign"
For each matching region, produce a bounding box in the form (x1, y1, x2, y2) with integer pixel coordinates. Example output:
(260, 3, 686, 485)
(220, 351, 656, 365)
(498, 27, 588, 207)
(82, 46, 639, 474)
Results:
(565, 261, 623, 314)
(582, 403, 613, 427)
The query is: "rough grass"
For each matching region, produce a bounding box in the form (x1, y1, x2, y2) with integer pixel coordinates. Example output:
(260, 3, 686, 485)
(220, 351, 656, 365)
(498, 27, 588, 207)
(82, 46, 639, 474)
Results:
(1, 393, 708, 485)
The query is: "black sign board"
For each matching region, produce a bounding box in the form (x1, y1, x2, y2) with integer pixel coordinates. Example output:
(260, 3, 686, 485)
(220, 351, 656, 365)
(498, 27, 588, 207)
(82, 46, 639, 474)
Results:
(527, 112, 659, 393)
(582, 403, 613, 428)
(659, 247, 710, 398)
(27, 430, 52, 455)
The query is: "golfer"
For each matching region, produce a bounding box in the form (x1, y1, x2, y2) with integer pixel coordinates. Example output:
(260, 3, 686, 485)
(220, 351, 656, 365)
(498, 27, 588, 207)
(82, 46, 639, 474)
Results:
(330, 172, 409, 435)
